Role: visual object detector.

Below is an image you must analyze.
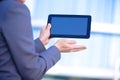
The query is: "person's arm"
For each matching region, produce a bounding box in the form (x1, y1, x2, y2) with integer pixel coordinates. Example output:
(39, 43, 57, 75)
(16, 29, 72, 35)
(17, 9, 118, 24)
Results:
(2, 2, 60, 80)
(34, 23, 51, 53)
(34, 38, 46, 53)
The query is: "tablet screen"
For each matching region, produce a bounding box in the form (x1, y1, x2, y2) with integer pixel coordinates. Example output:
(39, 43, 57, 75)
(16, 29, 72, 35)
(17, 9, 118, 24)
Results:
(48, 14, 91, 38)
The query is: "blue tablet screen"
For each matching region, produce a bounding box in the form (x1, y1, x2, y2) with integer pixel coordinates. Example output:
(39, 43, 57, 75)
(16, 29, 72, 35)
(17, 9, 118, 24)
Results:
(48, 14, 91, 38)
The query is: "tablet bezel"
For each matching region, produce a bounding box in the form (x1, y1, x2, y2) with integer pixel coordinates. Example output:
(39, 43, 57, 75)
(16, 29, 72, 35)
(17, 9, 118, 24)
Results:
(47, 14, 91, 38)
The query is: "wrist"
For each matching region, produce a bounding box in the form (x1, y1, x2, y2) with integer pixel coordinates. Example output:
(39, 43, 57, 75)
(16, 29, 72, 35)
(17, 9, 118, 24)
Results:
(54, 43, 61, 52)
(39, 38, 45, 45)
(40, 37, 50, 45)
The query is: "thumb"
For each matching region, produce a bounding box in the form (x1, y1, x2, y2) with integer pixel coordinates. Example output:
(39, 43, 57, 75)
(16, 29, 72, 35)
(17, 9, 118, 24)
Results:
(47, 23, 51, 30)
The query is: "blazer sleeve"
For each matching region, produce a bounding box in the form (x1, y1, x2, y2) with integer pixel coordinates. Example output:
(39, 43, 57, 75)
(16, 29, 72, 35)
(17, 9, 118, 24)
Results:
(34, 38, 46, 53)
(2, 2, 61, 80)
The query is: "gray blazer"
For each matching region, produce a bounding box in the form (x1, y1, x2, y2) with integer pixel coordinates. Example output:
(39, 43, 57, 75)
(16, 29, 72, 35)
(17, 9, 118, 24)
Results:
(0, 0, 60, 80)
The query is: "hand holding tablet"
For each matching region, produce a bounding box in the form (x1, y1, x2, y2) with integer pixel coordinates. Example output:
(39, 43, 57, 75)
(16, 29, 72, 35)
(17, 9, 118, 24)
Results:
(47, 14, 91, 39)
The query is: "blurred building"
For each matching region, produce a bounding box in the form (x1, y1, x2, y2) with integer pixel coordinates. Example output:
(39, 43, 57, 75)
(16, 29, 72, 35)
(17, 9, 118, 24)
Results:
(25, 0, 120, 80)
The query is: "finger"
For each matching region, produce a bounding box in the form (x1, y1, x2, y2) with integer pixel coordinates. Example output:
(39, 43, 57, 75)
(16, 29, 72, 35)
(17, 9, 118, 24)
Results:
(65, 40, 86, 48)
(47, 23, 51, 30)
(71, 46, 86, 52)
(75, 45, 86, 49)
(66, 40, 76, 44)
(70, 48, 86, 52)
(71, 45, 86, 50)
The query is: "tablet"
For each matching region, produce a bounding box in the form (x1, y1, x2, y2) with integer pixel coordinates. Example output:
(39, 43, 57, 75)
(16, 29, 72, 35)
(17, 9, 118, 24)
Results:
(47, 14, 91, 38)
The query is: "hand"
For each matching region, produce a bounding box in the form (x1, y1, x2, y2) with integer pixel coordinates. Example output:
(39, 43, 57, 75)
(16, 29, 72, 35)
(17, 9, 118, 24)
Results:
(54, 39, 86, 52)
(39, 23, 51, 45)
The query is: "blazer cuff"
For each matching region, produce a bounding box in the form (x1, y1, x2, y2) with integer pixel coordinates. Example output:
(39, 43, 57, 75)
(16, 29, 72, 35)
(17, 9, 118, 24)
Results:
(34, 38, 46, 53)
(39, 46, 61, 70)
